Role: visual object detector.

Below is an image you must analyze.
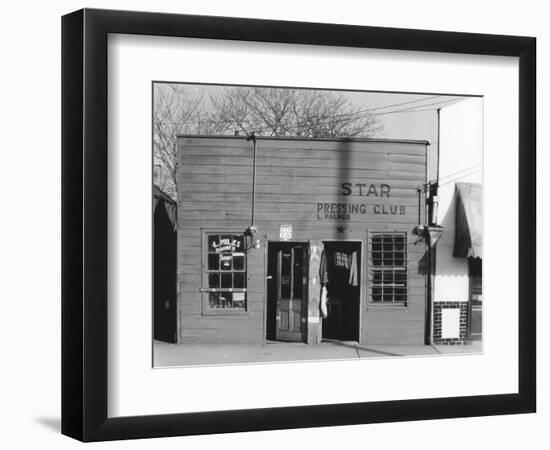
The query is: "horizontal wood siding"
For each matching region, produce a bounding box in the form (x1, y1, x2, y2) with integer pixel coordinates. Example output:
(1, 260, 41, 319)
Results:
(177, 136, 428, 345)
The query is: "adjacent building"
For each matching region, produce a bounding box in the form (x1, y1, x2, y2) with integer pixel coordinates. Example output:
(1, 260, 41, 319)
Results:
(432, 98, 483, 344)
(153, 185, 177, 343)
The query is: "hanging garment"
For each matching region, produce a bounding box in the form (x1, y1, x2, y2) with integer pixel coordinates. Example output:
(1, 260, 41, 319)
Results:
(320, 285, 328, 318)
(319, 250, 329, 318)
(348, 251, 358, 286)
(334, 251, 350, 269)
(319, 250, 329, 285)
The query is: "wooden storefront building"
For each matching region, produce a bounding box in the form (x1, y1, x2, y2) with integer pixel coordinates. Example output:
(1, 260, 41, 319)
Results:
(175, 135, 431, 345)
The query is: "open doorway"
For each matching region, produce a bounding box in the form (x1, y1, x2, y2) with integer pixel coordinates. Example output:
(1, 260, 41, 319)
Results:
(321, 241, 361, 342)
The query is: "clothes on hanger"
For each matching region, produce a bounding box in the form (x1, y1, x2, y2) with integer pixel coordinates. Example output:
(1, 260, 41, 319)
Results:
(330, 250, 358, 288)
(319, 250, 329, 285)
(333, 251, 350, 269)
(319, 250, 329, 318)
(320, 285, 328, 318)
(348, 251, 358, 287)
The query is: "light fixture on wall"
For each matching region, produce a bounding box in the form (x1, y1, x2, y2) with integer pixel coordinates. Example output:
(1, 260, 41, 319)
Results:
(414, 224, 444, 248)
(245, 224, 261, 251)
(414, 180, 443, 247)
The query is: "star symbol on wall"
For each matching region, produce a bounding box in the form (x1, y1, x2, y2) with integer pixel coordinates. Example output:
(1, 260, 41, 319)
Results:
(336, 225, 345, 234)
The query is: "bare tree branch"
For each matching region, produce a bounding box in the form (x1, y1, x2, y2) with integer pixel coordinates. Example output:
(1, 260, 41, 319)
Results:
(206, 87, 383, 138)
(153, 84, 384, 198)
(153, 84, 204, 197)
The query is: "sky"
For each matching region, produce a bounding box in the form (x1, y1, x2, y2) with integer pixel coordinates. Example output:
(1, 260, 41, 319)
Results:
(156, 81, 471, 144)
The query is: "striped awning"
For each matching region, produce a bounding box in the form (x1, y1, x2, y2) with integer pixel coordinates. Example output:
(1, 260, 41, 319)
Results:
(453, 182, 482, 259)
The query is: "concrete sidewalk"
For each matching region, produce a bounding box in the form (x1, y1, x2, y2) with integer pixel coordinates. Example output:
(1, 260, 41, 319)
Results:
(154, 339, 482, 367)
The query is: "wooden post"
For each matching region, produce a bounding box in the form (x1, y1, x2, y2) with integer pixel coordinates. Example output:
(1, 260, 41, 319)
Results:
(307, 240, 324, 344)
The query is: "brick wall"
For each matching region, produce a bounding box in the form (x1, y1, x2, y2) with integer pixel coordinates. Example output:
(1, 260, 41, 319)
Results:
(432, 301, 468, 344)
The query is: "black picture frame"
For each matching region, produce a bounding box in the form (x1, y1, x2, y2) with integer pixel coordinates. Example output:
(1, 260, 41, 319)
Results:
(61, 8, 536, 442)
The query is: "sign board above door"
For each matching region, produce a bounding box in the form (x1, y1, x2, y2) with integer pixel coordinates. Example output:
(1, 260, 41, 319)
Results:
(279, 224, 292, 241)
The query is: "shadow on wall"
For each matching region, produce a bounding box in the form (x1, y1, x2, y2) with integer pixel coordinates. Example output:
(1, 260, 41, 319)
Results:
(433, 192, 468, 278)
(436, 190, 468, 277)
(417, 250, 428, 275)
(417, 187, 461, 277)
(333, 139, 353, 239)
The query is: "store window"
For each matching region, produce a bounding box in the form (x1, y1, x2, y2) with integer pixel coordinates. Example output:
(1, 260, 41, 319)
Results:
(368, 232, 408, 305)
(203, 233, 247, 313)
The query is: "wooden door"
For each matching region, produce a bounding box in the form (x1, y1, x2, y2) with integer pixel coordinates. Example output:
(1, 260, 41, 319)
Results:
(269, 244, 307, 342)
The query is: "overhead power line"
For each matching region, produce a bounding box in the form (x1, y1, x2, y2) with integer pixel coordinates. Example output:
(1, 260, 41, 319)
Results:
(438, 164, 482, 182)
(155, 94, 467, 126)
(437, 169, 482, 188)
(155, 96, 464, 128)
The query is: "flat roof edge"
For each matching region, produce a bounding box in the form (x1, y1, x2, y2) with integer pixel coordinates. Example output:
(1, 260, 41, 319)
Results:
(176, 134, 431, 146)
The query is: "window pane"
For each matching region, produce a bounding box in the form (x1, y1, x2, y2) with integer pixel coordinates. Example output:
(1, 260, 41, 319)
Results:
(208, 253, 219, 270)
(281, 251, 291, 276)
(209, 292, 228, 308)
(231, 235, 244, 252)
(395, 251, 405, 265)
(383, 252, 393, 266)
(234, 272, 245, 288)
(281, 251, 291, 298)
(233, 254, 245, 271)
(220, 254, 232, 271)
(218, 292, 231, 308)
(292, 248, 303, 299)
(231, 292, 246, 309)
(208, 273, 220, 288)
(281, 276, 291, 298)
(220, 235, 233, 251)
(395, 272, 407, 284)
(208, 235, 219, 253)
(221, 273, 232, 288)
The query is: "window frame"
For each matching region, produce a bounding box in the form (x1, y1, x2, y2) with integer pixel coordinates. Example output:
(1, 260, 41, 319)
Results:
(201, 230, 249, 316)
(367, 231, 409, 309)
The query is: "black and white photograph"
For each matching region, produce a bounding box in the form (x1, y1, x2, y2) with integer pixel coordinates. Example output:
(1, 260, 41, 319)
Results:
(152, 83, 483, 367)
(1, 1, 544, 448)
